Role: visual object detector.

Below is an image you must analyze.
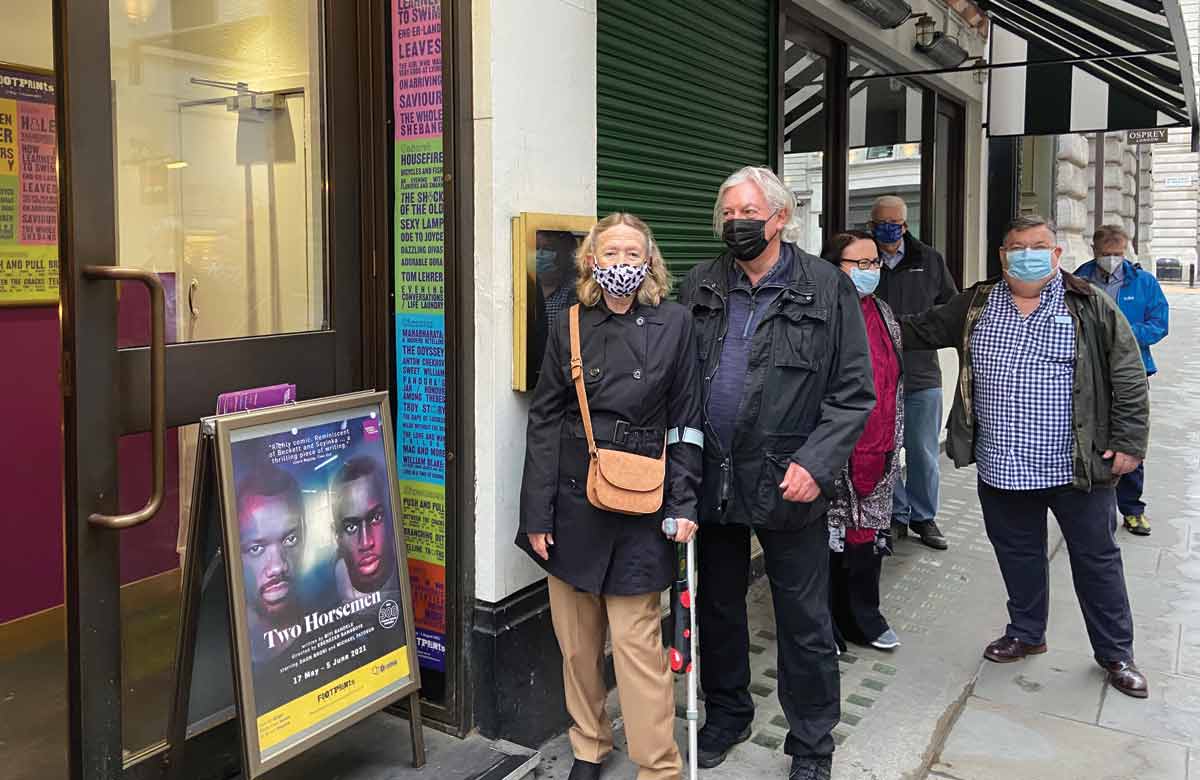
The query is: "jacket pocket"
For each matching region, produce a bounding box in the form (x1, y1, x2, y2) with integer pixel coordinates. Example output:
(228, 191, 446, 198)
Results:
(756, 451, 821, 528)
(773, 305, 828, 370)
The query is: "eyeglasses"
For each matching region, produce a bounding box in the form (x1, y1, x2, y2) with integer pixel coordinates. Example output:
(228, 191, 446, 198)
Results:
(1002, 245, 1055, 252)
(843, 258, 882, 270)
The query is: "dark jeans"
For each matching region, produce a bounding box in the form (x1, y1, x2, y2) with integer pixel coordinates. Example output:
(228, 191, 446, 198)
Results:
(978, 479, 1134, 663)
(830, 544, 888, 647)
(1116, 462, 1146, 516)
(697, 520, 839, 759)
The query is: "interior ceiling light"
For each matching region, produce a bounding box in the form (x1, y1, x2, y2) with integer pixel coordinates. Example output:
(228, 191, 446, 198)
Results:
(916, 32, 969, 69)
(842, 0, 913, 29)
(124, 0, 158, 23)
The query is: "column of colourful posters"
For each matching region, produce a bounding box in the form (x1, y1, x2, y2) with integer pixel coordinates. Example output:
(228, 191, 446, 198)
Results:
(392, 0, 447, 675)
(0, 65, 57, 306)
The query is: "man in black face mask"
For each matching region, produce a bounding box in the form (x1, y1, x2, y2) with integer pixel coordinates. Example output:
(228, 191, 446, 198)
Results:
(678, 166, 875, 780)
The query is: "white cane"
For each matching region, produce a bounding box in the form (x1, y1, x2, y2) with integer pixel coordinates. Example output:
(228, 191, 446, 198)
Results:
(686, 535, 698, 780)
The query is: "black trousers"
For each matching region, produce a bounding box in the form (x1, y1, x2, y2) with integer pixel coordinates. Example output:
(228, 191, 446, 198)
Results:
(830, 544, 888, 647)
(697, 519, 839, 759)
(978, 479, 1134, 663)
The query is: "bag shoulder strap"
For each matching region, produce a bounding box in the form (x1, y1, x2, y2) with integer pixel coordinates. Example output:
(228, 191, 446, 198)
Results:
(568, 305, 598, 458)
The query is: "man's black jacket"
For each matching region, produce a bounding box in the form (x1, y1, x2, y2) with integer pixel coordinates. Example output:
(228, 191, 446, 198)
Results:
(876, 233, 958, 392)
(678, 245, 875, 530)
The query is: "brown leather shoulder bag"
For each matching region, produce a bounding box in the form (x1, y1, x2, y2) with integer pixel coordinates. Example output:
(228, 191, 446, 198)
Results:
(568, 304, 666, 516)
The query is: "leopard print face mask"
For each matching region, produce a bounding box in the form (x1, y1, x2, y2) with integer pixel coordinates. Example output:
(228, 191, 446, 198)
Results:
(591, 260, 650, 299)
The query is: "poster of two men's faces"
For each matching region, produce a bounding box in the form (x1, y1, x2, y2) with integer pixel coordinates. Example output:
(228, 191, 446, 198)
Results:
(215, 393, 419, 776)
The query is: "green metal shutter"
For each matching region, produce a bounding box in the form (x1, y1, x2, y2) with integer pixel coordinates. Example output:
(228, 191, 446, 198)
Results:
(597, 0, 773, 282)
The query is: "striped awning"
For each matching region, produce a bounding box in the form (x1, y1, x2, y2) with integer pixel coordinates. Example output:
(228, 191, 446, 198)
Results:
(981, 0, 1198, 142)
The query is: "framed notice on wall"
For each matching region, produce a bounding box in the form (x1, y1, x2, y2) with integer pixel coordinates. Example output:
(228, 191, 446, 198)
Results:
(0, 63, 57, 306)
(210, 392, 421, 777)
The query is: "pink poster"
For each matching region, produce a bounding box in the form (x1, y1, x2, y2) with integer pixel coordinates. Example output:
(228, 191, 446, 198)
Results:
(392, 0, 443, 141)
(17, 101, 56, 245)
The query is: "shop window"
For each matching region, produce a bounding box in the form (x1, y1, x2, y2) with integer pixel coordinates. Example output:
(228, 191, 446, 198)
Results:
(781, 20, 834, 253)
(846, 56, 924, 238)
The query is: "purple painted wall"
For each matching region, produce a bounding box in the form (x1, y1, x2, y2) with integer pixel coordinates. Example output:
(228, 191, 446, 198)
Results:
(0, 306, 65, 623)
(1, 275, 183, 624)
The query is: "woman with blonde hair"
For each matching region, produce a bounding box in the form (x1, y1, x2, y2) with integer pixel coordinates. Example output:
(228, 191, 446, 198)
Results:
(518, 212, 704, 780)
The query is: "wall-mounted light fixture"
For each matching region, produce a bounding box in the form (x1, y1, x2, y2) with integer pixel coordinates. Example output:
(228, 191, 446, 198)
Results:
(913, 14, 937, 47)
(842, 0, 913, 30)
(966, 57, 989, 84)
(916, 32, 970, 69)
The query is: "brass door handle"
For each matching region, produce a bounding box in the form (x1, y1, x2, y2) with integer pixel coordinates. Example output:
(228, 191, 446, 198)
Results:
(83, 265, 166, 529)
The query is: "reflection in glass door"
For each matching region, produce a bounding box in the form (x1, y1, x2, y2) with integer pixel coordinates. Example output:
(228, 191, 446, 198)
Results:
(177, 91, 320, 342)
(781, 22, 829, 253)
(845, 53, 924, 236)
(104, 0, 328, 762)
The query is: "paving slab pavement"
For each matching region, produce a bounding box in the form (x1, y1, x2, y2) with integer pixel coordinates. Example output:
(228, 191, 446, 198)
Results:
(533, 290, 1200, 780)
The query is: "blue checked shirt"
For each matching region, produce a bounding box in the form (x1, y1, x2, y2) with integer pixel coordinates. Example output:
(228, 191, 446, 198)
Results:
(970, 273, 1076, 490)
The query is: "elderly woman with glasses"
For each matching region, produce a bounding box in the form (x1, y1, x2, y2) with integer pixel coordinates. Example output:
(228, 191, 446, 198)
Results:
(821, 230, 904, 652)
(517, 212, 703, 780)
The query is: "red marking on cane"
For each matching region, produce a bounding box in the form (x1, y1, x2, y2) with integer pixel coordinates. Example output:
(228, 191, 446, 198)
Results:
(680, 591, 692, 609)
(670, 648, 685, 672)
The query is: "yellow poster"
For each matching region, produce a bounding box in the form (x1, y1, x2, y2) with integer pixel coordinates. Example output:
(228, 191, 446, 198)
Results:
(0, 66, 57, 306)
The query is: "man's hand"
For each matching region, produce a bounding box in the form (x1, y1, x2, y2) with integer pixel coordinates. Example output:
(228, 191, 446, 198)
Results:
(1103, 450, 1142, 477)
(779, 462, 820, 503)
(528, 532, 554, 560)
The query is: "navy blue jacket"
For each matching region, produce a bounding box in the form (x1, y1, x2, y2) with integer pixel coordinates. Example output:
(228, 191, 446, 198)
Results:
(1075, 259, 1169, 375)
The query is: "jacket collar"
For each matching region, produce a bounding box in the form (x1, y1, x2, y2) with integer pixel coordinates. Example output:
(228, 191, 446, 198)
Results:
(978, 270, 1095, 298)
(1077, 258, 1138, 284)
(701, 243, 812, 298)
(587, 298, 661, 326)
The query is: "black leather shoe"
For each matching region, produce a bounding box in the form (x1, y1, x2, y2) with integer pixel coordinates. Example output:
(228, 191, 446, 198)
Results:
(789, 757, 833, 780)
(567, 758, 603, 780)
(891, 519, 909, 539)
(1099, 659, 1149, 699)
(909, 519, 948, 550)
(983, 635, 1047, 663)
(696, 725, 751, 769)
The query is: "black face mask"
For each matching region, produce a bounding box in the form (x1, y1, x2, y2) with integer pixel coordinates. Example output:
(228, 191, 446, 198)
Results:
(722, 215, 775, 261)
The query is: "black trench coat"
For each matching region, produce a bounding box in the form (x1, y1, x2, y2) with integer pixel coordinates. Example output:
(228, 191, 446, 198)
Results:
(516, 299, 703, 595)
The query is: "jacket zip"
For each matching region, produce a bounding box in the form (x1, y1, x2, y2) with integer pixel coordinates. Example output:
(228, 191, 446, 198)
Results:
(697, 280, 730, 453)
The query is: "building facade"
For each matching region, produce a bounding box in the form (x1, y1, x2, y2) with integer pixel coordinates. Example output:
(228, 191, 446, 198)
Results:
(1, 2, 1195, 779)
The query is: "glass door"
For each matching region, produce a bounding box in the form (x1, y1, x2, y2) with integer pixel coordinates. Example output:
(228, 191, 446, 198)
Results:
(53, 1, 371, 778)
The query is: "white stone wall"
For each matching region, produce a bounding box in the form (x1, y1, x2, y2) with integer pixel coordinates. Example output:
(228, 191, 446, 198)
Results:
(1149, 1, 1200, 275)
(471, 0, 597, 603)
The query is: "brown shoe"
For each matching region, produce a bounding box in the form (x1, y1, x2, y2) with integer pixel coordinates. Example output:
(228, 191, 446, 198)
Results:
(1099, 659, 1149, 699)
(983, 635, 1048, 663)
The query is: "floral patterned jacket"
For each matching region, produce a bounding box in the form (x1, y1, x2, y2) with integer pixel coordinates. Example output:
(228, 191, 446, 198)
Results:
(828, 297, 904, 533)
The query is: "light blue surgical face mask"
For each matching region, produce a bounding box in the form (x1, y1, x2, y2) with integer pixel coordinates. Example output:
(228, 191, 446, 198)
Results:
(850, 267, 880, 296)
(1005, 248, 1055, 282)
(535, 249, 558, 274)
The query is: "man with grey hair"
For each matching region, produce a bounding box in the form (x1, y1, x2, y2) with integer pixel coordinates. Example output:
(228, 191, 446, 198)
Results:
(1075, 224, 1168, 537)
(868, 195, 958, 551)
(900, 215, 1151, 700)
(679, 166, 875, 780)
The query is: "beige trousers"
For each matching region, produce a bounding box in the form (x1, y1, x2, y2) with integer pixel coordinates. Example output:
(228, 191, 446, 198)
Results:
(548, 575, 682, 780)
